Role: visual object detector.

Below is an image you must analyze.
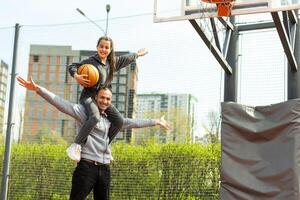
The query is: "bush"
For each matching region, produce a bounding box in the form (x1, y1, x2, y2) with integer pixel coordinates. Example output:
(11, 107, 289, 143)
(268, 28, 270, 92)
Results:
(0, 143, 220, 200)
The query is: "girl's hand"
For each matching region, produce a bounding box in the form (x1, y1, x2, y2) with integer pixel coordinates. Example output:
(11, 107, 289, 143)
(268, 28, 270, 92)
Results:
(137, 48, 148, 57)
(74, 73, 91, 87)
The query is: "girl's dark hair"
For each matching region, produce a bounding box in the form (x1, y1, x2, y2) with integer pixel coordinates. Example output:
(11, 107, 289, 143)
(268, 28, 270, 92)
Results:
(97, 36, 116, 85)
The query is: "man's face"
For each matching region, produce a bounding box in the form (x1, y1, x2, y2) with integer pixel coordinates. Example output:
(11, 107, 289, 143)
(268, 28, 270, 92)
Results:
(95, 89, 112, 111)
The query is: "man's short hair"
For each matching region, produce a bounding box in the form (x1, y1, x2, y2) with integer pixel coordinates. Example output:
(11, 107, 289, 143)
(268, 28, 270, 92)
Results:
(96, 86, 112, 95)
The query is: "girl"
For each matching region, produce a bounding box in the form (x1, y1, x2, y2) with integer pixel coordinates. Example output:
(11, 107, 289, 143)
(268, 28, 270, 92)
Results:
(67, 36, 147, 160)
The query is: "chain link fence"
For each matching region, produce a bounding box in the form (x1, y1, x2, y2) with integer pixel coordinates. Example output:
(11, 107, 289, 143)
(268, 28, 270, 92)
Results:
(0, 143, 220, 200)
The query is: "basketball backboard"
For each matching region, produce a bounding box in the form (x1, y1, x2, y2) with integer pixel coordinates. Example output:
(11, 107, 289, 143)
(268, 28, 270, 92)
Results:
(154, 0, 300, 22)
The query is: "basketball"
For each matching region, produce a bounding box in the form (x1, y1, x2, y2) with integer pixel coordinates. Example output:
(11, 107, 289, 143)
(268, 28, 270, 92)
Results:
(77, 64, 100, 88)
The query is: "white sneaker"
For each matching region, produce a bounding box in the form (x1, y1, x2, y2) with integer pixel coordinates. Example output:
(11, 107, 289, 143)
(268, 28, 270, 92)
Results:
(66, 143, 81, 162)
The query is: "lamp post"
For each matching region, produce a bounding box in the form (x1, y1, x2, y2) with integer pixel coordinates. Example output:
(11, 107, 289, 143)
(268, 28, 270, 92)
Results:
(105, 4, 111, 36)
(76, 8, 106, 35)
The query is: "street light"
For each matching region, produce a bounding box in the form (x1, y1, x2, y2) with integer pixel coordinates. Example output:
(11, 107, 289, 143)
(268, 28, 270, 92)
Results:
(105, 4, 111, 36)
(76, 8, 106, 35)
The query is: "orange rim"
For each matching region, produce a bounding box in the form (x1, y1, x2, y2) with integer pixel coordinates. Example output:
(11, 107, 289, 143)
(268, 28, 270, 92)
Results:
(201, 0, 233, 3)
(201, 0, 234, 16)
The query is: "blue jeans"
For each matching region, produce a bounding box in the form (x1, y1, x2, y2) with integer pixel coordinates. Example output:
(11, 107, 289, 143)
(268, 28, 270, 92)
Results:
(69, 160, 111, 200)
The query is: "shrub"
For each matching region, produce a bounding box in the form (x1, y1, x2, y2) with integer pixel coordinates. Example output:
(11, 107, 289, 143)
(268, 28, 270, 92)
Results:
(0, 143, 220, 199)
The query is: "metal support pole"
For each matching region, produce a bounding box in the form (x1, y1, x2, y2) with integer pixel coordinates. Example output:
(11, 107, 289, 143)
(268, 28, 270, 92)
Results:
(224, 17, 239, 102)
(189, 19, 232, 74)
(272, 12, 298, 71)
(1, 23, 20, 200)
(288, 11, 300, 99)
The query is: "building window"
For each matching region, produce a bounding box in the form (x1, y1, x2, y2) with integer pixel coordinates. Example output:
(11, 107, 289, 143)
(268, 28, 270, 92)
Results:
(50, 72, 56, 81)
(117, 104, 125, 112)
(41, 56, 47, 64)
(33, 55, 39, 63)
(32, 63, 38, 71)
(60, 56, 67, 65)
(111, 78, 117, 84)
(118, 94, 125, 101)
(127, 89, 135, 118)
(150, 101, 155, 109)
(130, 62, 136, 71)
(120, 68, 127, 75)
(119, 76, 127, 84)
(111, 86, 117, 93)
(50, 56, 57, 65)
(66, 56, 70, 65)
(32, 72, 38, 80)
(59, 72, 65, 82)
(119, 85, 126, 93)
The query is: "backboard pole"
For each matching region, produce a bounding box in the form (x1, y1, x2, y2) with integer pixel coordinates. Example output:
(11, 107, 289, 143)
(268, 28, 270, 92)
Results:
(189, 19, 232, 74)
(272, 11, 298, 71)
(287, 10, 300, 99)
(224, 17, 239, 102)
(210, 18, 222, 51)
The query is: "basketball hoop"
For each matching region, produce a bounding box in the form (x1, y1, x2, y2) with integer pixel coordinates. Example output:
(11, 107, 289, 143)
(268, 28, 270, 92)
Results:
(201, 0, 234, 17)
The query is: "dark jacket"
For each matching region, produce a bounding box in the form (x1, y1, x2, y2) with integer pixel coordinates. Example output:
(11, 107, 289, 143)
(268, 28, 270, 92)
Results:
(68, 53, 138, 100)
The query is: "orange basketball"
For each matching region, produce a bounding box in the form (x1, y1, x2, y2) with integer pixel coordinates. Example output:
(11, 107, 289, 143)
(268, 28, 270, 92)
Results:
(77, 64, 100, 88)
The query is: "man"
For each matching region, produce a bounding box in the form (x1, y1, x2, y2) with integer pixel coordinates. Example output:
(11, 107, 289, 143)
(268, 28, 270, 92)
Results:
(16, 76, 169, 200)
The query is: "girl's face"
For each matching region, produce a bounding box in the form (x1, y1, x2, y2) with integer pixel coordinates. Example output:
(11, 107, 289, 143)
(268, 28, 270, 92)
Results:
(97, 39, 112, 60)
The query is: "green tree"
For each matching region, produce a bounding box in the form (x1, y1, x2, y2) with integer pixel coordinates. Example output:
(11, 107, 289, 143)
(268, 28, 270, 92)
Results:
(133, 111, 168, 145)
(202, 110, 221, 144)
(0, 133, 3, 145)
(167, 108, 191, 143)
(133, 108, 192, 144)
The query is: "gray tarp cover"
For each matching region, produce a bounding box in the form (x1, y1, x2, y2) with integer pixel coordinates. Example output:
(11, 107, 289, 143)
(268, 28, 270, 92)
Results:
(220, 99, 300, 200)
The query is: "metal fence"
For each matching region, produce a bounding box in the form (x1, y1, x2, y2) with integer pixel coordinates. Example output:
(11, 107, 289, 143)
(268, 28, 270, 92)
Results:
(0, 144, 220, 200)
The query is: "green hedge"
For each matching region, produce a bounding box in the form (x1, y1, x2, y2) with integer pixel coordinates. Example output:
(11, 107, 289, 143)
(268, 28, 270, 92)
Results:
(0, 143, 220, 200)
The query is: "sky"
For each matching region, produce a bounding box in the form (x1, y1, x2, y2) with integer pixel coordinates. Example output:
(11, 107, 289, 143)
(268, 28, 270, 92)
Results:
(0, 0, 287, 138)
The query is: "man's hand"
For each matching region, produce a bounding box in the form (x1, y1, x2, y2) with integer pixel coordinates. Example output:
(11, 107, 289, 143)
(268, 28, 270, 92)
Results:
(137, 48, 148, 57)
(74, 73, 90, 87)
(16, 76, 38, 91)
(155, 115, 170, 130)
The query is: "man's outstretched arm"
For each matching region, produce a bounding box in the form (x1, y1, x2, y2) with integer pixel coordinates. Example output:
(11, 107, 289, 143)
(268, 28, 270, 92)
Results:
(122, 116, 170, 130)
(17, 76, 170, 130)
(16, 76, 84, 122)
